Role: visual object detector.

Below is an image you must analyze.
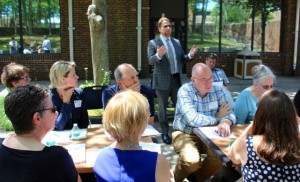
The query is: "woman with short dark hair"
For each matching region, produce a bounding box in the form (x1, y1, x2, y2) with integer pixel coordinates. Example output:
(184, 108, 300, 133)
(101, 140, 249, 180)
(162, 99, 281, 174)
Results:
(0, 85, 81, 181)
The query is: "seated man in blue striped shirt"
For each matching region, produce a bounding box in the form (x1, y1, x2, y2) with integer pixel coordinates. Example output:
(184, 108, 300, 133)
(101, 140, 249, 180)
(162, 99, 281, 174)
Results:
(172, 63, 236, 182)
(205, 53, 229, 88)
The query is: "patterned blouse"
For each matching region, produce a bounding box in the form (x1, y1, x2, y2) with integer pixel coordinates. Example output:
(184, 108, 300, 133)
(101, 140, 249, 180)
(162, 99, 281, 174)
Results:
(242, 136, 300, 181)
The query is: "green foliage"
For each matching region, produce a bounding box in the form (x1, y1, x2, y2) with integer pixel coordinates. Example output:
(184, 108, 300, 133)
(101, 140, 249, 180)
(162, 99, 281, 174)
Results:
(101, 69, 111, 86)
(79, 81, 94, 89)
(88, 109, 104, 117)
(0, 0, 60, 29)
(79, 69, 111, 88)
(226, 6, 251, 23)
(154, 98, 175, 114)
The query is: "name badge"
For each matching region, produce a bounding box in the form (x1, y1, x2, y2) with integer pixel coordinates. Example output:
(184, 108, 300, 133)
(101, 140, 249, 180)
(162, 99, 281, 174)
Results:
(209, 101, 218, 110)
(74, 100, 82, 108)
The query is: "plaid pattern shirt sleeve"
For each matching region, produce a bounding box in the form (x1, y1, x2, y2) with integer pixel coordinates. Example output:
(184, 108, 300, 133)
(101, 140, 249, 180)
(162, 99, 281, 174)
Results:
(173, 82, 236, 134)
(212, 68, 230, 84)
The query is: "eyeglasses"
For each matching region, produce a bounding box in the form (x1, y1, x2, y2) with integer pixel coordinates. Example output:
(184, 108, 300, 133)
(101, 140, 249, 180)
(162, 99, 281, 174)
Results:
(162, 25, 172, 29)
(35, 106, 57, 114)
(20, 75, 31, 81)
(259, 83, 275, 90)
(193, 76, 213, 84)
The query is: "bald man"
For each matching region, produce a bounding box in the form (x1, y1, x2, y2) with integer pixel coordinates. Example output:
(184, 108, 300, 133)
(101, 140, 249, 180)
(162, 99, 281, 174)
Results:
(102, 63, 155, 125)
(172, 63, 236, 182)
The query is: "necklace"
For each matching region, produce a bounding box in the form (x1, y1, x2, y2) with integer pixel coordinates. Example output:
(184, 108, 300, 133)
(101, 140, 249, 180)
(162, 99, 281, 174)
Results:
(117, 142, 142, 149)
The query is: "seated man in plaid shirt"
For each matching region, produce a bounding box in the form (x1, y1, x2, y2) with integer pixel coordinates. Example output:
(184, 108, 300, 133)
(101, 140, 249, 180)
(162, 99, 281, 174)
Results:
(172, 63, 236, 182)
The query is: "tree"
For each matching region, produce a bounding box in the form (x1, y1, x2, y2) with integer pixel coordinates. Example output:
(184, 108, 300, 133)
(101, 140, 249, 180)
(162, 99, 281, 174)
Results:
(232, 0, 281, 51)
(199, 0, 209, 43)
(86, 0, 109, 85)
(188, 0, 209, 43)
(188, 0, 200, 33)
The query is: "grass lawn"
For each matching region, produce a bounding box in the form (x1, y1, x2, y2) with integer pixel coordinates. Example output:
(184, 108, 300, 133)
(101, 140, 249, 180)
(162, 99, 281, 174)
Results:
(187, 32, 244, 51)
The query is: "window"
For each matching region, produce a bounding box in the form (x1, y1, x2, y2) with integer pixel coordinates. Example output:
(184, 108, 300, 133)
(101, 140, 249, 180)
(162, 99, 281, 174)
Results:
(187, 0, 282, 53)
(0, 0, 60, 55)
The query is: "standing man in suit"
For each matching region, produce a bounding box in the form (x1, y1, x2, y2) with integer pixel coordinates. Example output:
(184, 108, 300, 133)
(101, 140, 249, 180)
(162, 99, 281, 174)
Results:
(147, 17, 198, 144)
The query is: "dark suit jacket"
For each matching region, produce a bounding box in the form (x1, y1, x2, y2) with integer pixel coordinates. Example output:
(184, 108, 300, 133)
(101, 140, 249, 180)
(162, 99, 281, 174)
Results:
(148, 36, 192, 90)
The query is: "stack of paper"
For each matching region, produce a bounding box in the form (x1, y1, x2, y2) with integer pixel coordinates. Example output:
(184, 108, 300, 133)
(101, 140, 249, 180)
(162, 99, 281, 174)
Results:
(141, 125, 160, 137)
(199, 126, 237, 139)
(63, 143, 86, 164)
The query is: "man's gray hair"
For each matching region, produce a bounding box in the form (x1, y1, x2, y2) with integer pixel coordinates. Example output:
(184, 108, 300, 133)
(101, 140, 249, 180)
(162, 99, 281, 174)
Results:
(114, 63, 135, 81)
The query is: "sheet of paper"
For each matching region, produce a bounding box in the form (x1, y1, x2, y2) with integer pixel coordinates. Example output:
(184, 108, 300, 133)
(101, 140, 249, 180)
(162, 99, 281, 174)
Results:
(199, 126, 237, 139)
(63, 143, 86, 164)
(0, 133, 8, 138)
(42, 129, 88, 145)
(141, 125, 161, 137)
(140, 142, 161, 154)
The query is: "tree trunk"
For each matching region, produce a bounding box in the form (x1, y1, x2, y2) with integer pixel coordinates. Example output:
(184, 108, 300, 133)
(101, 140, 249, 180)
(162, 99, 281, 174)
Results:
(200, 0, 208, 43)
(47, 0, 52, 35)
(87, 0, 109, 85)
(28, 0, 33, 35)
(261, 1, 267, 52)
(192, 12, 196, 33)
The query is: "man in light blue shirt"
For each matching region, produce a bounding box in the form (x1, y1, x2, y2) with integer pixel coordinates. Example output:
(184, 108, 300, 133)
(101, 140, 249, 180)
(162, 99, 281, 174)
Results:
(42, 35, 51, 53)
(172, 63, 236, 182)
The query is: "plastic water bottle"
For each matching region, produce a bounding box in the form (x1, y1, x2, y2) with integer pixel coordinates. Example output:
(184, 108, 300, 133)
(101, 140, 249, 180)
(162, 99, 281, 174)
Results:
(71, 123, 80, 139)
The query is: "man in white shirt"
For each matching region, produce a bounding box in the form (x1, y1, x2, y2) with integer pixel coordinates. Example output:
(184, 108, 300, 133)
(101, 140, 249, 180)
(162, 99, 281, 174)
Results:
(8, 37, 18, 54)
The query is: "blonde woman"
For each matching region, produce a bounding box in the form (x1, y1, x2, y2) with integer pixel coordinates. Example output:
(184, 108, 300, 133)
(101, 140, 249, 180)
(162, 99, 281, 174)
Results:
(49, 60, 88, 130)
(94, 90, 173, 182)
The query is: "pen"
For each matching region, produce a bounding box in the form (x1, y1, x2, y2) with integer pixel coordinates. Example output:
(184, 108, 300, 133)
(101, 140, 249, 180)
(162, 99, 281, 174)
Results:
(214, 130, 219, 135)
